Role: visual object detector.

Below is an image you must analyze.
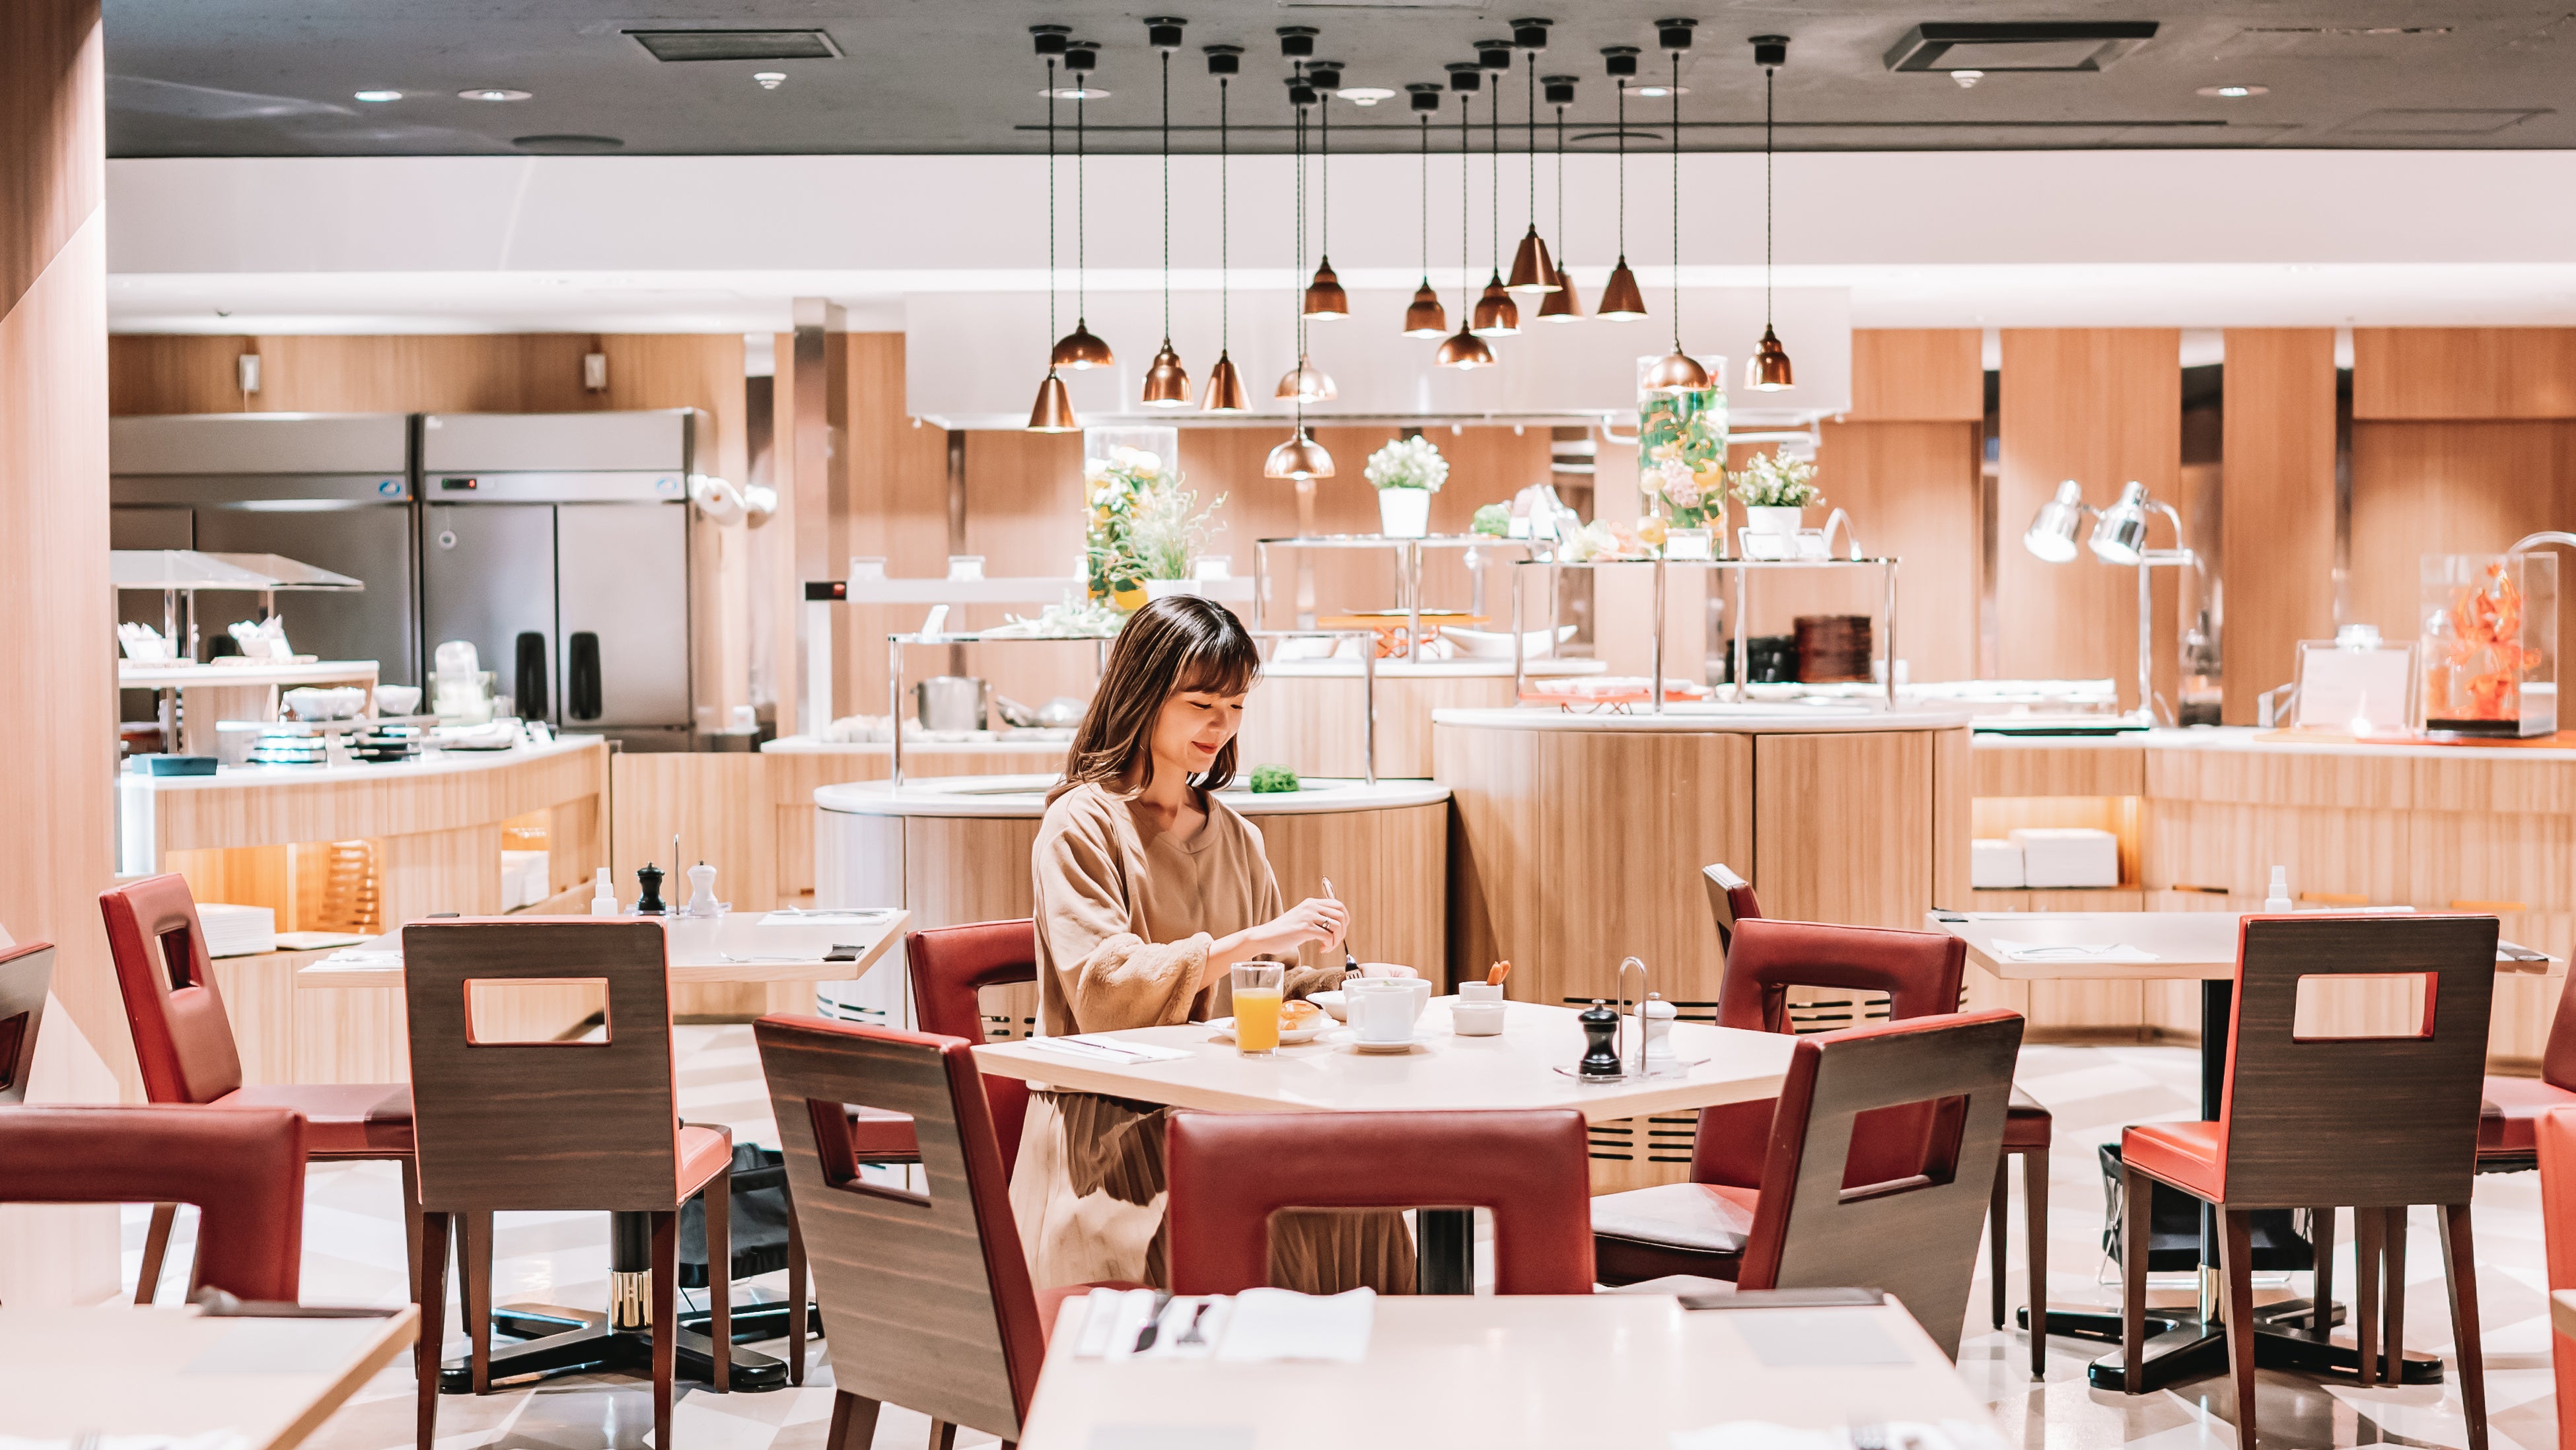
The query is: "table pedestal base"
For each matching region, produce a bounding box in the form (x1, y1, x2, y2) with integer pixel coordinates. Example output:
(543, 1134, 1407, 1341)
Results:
(2022, 1302, 2443, 1390)
(444, 1303, 792, 1394)
(1417, 1208, 1474, 1295)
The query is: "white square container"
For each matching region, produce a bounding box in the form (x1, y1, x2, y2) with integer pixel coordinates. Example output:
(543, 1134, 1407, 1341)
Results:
(2009, 827, 2121, 889)
(1970, 839, 2027, 889)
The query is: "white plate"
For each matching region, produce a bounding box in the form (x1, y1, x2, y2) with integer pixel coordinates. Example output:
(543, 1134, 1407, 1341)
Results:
(1206, 1014, 1330, 1045)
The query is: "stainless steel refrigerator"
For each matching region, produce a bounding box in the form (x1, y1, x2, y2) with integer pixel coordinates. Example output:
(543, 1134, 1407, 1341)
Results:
(109, 413, 419, 681)
(419, 409, 701, 749)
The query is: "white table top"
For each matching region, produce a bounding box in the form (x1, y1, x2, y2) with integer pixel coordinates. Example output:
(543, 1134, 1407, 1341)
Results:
(1929, 910, 2558, 981)
(816, 775, 1450, 818)
(1019, 1293, 1992, 1450)
(294, 908, 907, 988)
(117, 731, 603, 792)
(1433, 703, 1976, 733)
(0, 1303, 418, 1449)
(972, 999, 1797, 1123)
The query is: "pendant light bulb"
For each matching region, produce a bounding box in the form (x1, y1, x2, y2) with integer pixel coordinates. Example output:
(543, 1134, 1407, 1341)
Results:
(1303, 258, 1349, 321)
(1404, 281, 1449, 338)
(1200, 350, 1250, 413)
(1436, 328, 1497, 369)
(1141, 339, 1192, 407)
(1264, 428, 1335, 481)
(1028, 370, 1079, 432)
(1471, 274, 1521, 337)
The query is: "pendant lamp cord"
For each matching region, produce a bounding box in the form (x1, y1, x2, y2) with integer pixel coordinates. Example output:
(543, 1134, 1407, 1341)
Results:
(1218, 76, 1229, 347)
(1488, 86, 1500, 274)
(1419, 112, 1429, 281)
(1460, 94, 1472, 312)
(1045, 58, 1057, 343)
(1669, 52, 1682, 350)
(1293, 75, 1307, 429)
(1320, 88, 1329, 258)
(1161, 50, 1170, 339)
(1554, 104, 1565, 267)
(1615, 81, 1626, 259)
(1076, 83, 1087, 323)
(1526, 57, 1537, 234)
(1764, 63, 1776, 328)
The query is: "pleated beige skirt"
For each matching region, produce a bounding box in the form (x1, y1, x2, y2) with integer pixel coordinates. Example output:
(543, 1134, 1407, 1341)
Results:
(1009, 1089, 1417, 1294)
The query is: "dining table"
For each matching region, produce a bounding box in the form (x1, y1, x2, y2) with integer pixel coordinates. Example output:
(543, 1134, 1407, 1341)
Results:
(1928, 907, 2557, 1392)
(0, 1303, 419, 1450)
(971, 996, 1801, 1293)
(1016, 1290, 1999, 1449)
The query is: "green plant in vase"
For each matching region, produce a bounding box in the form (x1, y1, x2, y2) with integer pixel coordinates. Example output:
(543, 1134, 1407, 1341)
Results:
(1640, 388, 1729, 530)
(1086, 445, 1223, 611)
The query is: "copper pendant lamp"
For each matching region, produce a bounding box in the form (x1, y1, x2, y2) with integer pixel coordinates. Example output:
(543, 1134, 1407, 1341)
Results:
(1536, 79, 1583, 322)
(1746, 37, 1795, 392)
(1644, 37, 1704, 394)
(1505, 39, 1559, 294)
(1438, 82, 1495, 368)
(1470, 82, 1519, 335)
(1201, 48, 1250, 413)
(1401, 88, 1449, 338)
(1263, 427, 1334, 481)
(1302, 70, 1349, 322)
(1268, 61, 1334, 481)
(1139, 30, 1192, 407)
(1404, 282, 1449, 338)
(1595, 44, 1647, 322)
(1028, 38, 1081, 432)
(1051, 46, 1113, 371)
(1302, 259, 1349, 322)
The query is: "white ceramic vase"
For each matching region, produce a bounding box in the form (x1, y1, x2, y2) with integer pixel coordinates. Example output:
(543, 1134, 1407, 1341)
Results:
(1377, 487, 1432, 538)
(1142, 577, 1202, 601)
(1746, 505, 1805, 537)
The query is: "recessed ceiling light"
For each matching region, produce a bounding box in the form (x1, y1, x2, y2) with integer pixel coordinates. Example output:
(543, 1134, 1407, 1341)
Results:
(1042, 86, 1111, 100)
(753, 71, 785, 88)
(1624, 83, 1688, 98)
(1950, 69, 1984, 88)
(458, 88, 532, 102)
(1338, 86, 1396, 106)
(353, 88, 402, 103)
(2198, 84, 2268, 98)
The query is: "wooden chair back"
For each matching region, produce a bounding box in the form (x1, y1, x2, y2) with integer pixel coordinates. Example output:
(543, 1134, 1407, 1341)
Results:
(1735, 1009, 2023, 1360)
(754, 1013, 1042, 1443)
(99, 874, 243, 1103)
(1702, 862, 1760, 958)
(0, 1104, 306, 1301)
(2215, 914, 2497, 1208)
(400, 918, 687, 1212)
(905, 920, 1036, 1176)
(0, 942, 54, 1105)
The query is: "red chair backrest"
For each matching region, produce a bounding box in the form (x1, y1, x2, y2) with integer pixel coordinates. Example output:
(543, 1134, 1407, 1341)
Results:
(906, 920, 1036, 1177)
(1692, 917, 1969, 1189)
(1733, 1010, 2023, 1360)
(1703, 862, 1761, 958)
(1164, 1108, 1595, 1295)
(0, 941, 55, 1105)
(0, 1105, 306, 1301)
(754, 1013, 1044, 1442)
(2534, 1105, 2576, 1449)
(100, 874, 244, 1104)
(2543, 968, 2576, 1093)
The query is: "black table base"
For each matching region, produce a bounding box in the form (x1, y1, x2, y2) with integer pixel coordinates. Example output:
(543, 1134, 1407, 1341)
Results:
(2021, 1301, 2442, 1389)
(1417, 1207, 1476, 1294)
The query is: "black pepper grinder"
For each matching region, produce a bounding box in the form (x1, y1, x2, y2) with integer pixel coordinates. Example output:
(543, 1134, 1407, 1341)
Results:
(1578, 998, 1623, 1078)
(634, 862, 667, 916)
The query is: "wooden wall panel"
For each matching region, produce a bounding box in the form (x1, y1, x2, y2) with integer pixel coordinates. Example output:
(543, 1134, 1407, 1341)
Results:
(1847, 329, 1984, 421)
(1753, 731, 1933, 931)
(2221, 329, 2338, 721)
(1997, 329, 2182, 711)
(840, 333, 951, 723)
(2353, 328, 2576, 420)
(1810, 420, 1982, 685)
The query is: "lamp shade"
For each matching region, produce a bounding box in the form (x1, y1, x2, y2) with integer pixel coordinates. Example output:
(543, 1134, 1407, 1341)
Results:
(1140, 339, 1192, 408)
(1303, 258, 1350, 321)
(1026, 370, 1079, 432)
(1470, 275, 1521, 337)
(1506, 226, 1559, 293)
(1596, 257, 1647, 320)
(1264, 428, 1336, 480)
(1537, 263, 1583, 322)
(2022, 479, 2087, 563)
(1435, 328, 1497, 369)
(2088, 481, 2153, 566)
(1747, 326, 1795, 391)
(1403, 281, 1449, 337)
(1275, 355, 1337, 402)
(1199, 351, 1250, 413)
(1643, 349, 1709, 394)
(1051, 320, 1114, 370)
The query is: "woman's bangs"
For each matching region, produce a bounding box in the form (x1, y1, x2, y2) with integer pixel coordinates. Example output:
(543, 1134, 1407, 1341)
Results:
(1173, 636, 1260, 699)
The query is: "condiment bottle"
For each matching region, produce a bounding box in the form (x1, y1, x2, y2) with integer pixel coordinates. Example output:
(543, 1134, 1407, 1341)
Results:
(1639, 992, 1677, 1067)
(589, 866, 617, 917)
(2264, 865, 2292, 913)
(634, 862, 666, 916)
(686, 862, 720, 917)
(1578, 1000, 1623, 1078)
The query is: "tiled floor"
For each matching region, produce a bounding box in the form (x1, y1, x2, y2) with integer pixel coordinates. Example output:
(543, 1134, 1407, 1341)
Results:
(135, 1032, 2556, 1450)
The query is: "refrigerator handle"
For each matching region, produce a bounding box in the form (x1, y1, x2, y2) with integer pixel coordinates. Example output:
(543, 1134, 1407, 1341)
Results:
(513, 631, 550, 721)
(568, 632, 602, 720)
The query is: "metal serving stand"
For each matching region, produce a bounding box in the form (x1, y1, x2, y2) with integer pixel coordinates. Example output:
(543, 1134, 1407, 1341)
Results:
(112, 550, 366, 749)
(1507, 556, 1902, 712)
(1250, 534, 1542, 646)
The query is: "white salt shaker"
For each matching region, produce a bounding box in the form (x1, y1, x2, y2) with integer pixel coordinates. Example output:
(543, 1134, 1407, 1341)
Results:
(1640, 992, 1677, 1066)
(686, 862, 722, 917)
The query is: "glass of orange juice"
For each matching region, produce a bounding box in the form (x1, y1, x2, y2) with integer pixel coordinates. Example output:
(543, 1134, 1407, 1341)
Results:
(1231, 963, 1285, 1056)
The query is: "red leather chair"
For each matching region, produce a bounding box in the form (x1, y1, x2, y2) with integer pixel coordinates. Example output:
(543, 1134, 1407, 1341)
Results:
(1696, 864, 2056, 1376)
(0, 940, 54, 1105)
(754, 1014, 1139, 1450)
(2534, 1105, 2576, 1450)
(101, 875, 417, 1304)
(2478, 976, 2576, 1171)
(0, 1105, 307, 1301)
(1164, 1108, 1594, 1295)
(2118, 915, 2497, 1450)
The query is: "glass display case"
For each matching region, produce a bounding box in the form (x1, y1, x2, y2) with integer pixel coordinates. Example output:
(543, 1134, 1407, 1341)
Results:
(2421, 550, 2558, 738)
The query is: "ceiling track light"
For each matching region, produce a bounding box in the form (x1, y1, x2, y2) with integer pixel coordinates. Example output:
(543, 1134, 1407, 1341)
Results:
(1643, 21, 1707, 394)
(1141, 19, 1192, 408)
(1403, 83, 1449, 338)
(1202, 46, 1250, 413)
(1437, 88, 1496, 370)
(1597, 46, 1646, 321)
(1747, 33, 1794, 391)
(1028, 36, 1078, 432)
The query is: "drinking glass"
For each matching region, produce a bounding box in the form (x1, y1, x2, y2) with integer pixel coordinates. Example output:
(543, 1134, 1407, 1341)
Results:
(1232, 963, 1285, 1056)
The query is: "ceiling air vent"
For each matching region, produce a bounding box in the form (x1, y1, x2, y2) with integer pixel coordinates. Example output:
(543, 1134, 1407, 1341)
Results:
(1884, 22, 2157, 73)
(626, 30, 843, 63)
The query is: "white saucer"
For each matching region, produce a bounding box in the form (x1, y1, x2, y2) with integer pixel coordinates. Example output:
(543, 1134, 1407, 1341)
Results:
(1207, 1015, 1330, 1045)
(1347, 1035, 1424, 1054)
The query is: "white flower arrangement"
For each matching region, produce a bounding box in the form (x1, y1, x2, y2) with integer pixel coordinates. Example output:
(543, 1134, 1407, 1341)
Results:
(1732, 447, 1823, 508)
(1363, 434, 1449, 493)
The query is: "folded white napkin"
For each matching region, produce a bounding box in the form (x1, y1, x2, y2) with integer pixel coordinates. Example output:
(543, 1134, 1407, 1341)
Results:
(1988, 938, 2159, 963)
(1214, 1287, 1374, 1364)
(310, 948, 403, 970)
(1030, 1034, 1194, 1064)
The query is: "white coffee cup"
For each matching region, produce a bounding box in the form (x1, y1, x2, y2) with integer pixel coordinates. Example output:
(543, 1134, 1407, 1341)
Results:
(1346, 981, 1421, 1044)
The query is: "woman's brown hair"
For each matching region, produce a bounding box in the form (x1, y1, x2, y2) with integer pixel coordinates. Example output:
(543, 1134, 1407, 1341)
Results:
(1055, 594, 1262, 798)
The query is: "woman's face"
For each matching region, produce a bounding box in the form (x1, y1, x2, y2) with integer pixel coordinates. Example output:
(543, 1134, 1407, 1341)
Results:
(1148, 684, 1246, 780)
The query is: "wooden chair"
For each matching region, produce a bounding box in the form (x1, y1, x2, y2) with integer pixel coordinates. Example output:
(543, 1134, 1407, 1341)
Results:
(1698, 864, 2056, 1377)
(1616, 1011, 2025, 1362)
(754, 1013, 1138, 1450)
(0, 1105, 306, 1301)
(1165, 1109, 1595, 1295)
(403, 919, 734, 1450)
(2534, 1105, 2576, 1450)
(100, 875, 416, 1304)
(2118, 915, 2498, 1450)
(0, 941, 54, 1105)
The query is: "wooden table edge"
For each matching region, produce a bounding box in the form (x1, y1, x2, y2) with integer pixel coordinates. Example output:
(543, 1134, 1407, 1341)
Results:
(265, 1303, 421, 1450)
(291, 911, 910, 988)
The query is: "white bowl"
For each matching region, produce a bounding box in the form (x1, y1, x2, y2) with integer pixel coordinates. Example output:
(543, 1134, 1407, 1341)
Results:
(375, 684, 421, 716)
(1310, 989, 1349, 1023)
(1441, 624, 1579, 659)
(282, 686, 365, 721)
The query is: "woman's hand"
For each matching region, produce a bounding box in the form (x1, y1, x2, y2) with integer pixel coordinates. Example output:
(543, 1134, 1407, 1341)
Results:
(1260, 897, 1349, 956)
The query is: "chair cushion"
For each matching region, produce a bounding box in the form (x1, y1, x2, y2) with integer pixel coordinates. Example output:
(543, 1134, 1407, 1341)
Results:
(676, 1124, 733, 1198)
(1590, 1181, 1760, 1256)
(218, 1082, 412, 1156)
(846, 1104, 922, 1163)
(2003, 1086, 2052, 1151)
(2480, 1075, 2576, 1156)
(1035, 1280, 1152, 1346)
(2121, 1121, 2223, 1200)
(1601, 1274, 1738, 1297)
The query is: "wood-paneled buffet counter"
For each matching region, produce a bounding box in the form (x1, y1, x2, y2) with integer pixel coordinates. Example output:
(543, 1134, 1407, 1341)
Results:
(758, 736, 1070, 901)
(1970, 727, 2576, 1064)
(1234, 658, 1606, 780)
(810, 775, 1450, 1037)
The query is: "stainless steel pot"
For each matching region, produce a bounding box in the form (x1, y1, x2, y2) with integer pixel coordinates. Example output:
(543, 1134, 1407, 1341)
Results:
(914, 675, 989, 732)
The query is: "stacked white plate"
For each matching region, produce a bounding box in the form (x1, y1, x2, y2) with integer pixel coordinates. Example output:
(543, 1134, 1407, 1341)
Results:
(197, 902, 277, 958)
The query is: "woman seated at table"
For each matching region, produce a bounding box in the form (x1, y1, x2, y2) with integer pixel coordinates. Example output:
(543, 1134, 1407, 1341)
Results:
(1016, 594, 1416, 1295)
